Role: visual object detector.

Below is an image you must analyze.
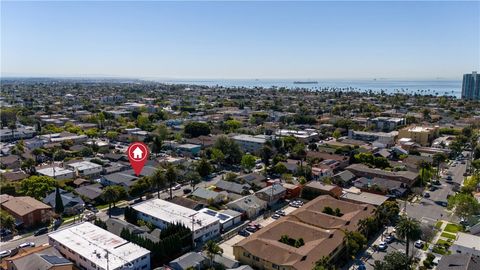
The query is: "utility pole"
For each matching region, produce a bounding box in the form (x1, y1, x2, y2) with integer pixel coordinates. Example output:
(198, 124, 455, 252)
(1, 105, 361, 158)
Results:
(189, 213, 198, 249)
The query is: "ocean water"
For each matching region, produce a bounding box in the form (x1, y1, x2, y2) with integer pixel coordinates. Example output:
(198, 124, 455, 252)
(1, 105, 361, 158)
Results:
(161, 79, 462, 97)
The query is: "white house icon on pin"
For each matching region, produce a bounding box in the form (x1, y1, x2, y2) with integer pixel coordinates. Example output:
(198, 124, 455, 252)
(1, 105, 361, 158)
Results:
(133, 147, 143, 159)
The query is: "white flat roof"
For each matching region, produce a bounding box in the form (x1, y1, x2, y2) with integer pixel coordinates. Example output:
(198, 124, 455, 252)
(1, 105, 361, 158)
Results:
(37, 167, 74, 177)
(232, 134, 266, 144)
(133, 199, 219, 231)
(67, 161, 102, 171)
(455, 232, 480, 250)
(49, 222, 150, 270)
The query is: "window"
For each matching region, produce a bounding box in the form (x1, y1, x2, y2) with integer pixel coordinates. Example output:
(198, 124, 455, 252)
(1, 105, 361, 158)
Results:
(91, 262, 96, 268)
(253, 256, 259, 262)
(243, 252, 250, 258)
(272, 264, 279, 269)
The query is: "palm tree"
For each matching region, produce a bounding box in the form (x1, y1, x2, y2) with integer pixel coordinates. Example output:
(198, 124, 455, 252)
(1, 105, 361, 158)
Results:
(418, 160, 432, 187)
(101, 186, 119, 218)
(432, 153, 447, 179)
(204, 240, 223, 268)
(313, 256, 333, 270)
(150, 169, 166, 199)
(165, 165, 178, 200)
(395, 215, 422, 259)
(151, 135, 163, 157)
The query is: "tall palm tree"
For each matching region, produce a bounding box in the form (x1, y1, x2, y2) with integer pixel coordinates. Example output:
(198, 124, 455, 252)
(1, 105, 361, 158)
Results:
(204, 240, 223, 268)
(150, 169, 166, 199)
(101, 186, 119, 218)
(432, 153, 447, 179)
(151, 135, 163, 157)
(395, 215, 422, 259)
(165, 165, 178, 200)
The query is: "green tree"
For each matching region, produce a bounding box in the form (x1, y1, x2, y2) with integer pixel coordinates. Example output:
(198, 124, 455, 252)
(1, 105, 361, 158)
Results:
(84, 128, 99, 138)
(273, 162, 288, 175)
(150, 169, 166, 199)
(129, 177, 150, 198)
(241, 154, 256, 172)
(373, 251, 411, 270)
(213, 136, 243, 165)
(54, 186, 64, 215)
(151, 135, 163, 156)
(332, 128, 342, 139)
(447, 193, 480, 219)
(432, 153, 447, 178)
(18, 176, 56, 200)
(0, 210, 16, 232)
(166, 165, 178, 199)
(395, 215, 422, 259)
(342, 230, 367, 258)
(185, 171, 201, 189)
(184, 122, 211, 137)
(106, 131, 118, 140)
(259, 145, 273, 167)
(210, 148, 225, 164)
(313, 256, 334, 270)
(102, 186, 121, 218)
(204, 240, 223, 268)
(197, 158, 213, 178)
(224, 119, 242, 132)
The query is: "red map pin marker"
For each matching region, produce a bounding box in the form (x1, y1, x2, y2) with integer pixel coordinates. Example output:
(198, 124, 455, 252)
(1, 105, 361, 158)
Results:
(127, 142, 149, 176)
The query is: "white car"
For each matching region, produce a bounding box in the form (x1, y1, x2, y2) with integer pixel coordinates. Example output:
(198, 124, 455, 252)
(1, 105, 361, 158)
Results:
(0, 250, 11, 258)
(18, 242, 35, 248)
(378, 241, 388, 251)
(172, 184, 182, 190)
(414, 240, 424, 248)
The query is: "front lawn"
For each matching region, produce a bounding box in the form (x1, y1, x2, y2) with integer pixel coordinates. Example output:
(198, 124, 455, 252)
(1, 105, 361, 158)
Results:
(441, 232, 457, 240)
(435, 221, 443, 229)
(422, 243, 429, 251)
(436, 239, 452, 246)
(444, 223, 462, 233)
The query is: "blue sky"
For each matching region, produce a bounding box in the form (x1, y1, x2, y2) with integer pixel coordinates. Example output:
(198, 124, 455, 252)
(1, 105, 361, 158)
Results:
(1, 1, 479, 79)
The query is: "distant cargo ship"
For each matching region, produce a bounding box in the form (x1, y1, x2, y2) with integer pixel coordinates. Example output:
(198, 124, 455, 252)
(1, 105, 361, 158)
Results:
(293, 81, 318, 84)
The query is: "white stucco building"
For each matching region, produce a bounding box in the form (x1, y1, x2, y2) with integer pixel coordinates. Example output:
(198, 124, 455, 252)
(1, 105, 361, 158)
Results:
(132, 199, 220, 244)
(451, 232, 480, 256)
(48, 222, 151, 270)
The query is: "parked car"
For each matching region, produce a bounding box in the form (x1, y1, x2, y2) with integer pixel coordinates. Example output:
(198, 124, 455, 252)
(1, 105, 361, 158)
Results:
(87, 204, 99, 213)
(183, 188, 192, 194)
(414, 240, 424, 248)
(245, 226, 258, 233)
(18, 242, 35, 248)
(433, 180, 441, 185)
(0, 250, 11, 258)
(271, 214, 281, 219)
(275, 210, 286, 216)
(0, 229, 12, 238)
(378, 242, 388, 251)
(429, 186, 437, 191)
(172, 184, 182, 190)
(385, 235, 395, 243)
(423, 192, 430, 198)
(34, 227, 48, 236)
(238, 230, 250, 237)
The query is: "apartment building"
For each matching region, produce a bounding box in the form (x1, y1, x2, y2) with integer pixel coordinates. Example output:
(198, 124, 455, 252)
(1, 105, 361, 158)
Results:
(48, 222, 150, 270)
(132, 199, 220, 244)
